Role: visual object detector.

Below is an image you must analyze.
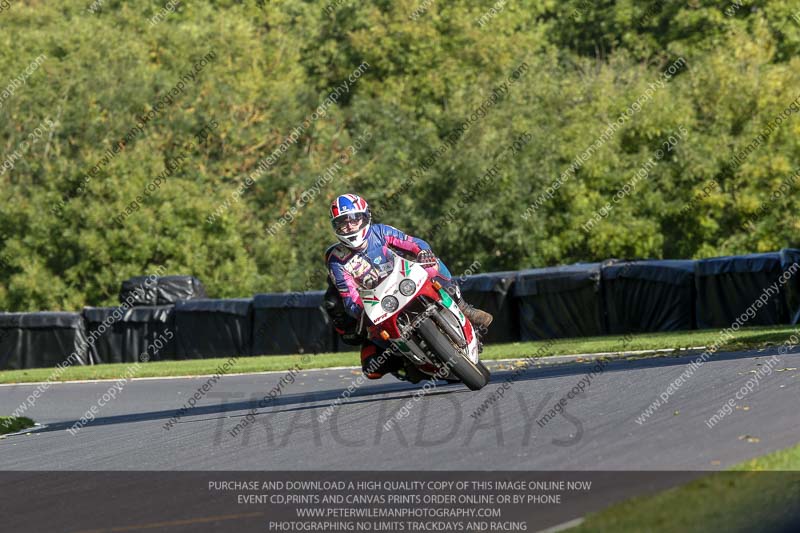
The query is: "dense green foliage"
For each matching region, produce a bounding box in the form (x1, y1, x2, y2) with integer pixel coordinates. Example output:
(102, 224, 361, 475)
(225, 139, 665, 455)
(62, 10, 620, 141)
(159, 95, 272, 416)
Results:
(0, 0, 798, 311)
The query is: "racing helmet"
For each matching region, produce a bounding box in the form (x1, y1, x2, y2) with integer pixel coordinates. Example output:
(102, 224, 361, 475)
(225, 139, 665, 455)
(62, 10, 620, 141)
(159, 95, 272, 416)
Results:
(330, 193, 371, 249)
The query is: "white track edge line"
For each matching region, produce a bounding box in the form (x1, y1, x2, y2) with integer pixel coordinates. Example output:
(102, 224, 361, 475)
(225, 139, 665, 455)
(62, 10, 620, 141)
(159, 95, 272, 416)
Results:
(0, 346, 717, 388)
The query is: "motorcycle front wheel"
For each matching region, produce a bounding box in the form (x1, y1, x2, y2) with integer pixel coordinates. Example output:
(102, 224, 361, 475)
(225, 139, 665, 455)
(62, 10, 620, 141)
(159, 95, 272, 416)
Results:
(418, 317, 488, 391)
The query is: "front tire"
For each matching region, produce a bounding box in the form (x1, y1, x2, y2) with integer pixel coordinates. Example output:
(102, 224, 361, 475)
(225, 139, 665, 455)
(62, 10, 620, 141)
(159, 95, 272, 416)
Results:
(418, 317, 487, 391)
(478, 361, 491, 381)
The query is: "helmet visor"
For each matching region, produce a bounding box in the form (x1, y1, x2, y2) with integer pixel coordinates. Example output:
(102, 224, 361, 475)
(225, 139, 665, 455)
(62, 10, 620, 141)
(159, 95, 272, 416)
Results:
(332, 212, 369, 236)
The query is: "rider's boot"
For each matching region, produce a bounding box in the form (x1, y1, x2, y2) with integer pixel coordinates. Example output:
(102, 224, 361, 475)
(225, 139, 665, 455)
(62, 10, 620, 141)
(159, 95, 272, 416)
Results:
(436, 279, 494, 333)
(361, 342, 403, 379)
(457, 300, 493, 332)
(436, 279, 493, 336)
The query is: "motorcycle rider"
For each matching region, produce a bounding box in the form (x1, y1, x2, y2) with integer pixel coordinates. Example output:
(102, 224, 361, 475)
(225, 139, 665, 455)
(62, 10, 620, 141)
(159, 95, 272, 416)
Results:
(324, 193, 493, 380)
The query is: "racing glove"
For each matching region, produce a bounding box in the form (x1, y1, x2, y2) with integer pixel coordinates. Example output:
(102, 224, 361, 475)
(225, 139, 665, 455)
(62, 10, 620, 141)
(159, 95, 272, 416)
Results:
(416, 249, 437, 267)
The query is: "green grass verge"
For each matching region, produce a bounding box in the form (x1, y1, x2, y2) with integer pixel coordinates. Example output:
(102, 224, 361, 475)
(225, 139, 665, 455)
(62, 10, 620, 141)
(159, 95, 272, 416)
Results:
(569, 443, 800, 533)
(0, 324, 797, 384)
(0, 416, 35, 435)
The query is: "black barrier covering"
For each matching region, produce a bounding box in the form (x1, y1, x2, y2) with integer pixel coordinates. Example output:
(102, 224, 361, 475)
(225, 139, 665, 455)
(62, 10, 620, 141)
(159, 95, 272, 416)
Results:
(156, 275, 208, 305)
(253, 291, 335, 355)
(695, 252, 789, 329)
(781, 248, 800, 325)
(0, 312, 93, 370)
(83, 306, 175, 363)
(602, 260, 696, 333)
(513, 263, 604, 340)
(82, 307, 125, 363)
(119, 276, 157, 306)
(175, 299, 253, 358)
(457, 271, 518, 343)
(120, 275, 207, 306)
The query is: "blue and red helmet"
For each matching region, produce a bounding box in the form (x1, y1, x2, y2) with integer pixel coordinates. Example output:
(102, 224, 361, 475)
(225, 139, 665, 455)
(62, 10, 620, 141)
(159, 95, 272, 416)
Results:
(330, 193, 371, 249)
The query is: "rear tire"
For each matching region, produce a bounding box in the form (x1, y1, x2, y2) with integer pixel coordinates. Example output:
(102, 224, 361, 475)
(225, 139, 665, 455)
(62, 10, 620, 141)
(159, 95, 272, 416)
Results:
(418, 317, 487, 391)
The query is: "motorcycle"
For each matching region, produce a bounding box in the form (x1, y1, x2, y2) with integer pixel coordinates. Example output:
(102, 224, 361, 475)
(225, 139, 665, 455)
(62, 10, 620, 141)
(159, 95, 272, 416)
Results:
(356, 249, 490, 390)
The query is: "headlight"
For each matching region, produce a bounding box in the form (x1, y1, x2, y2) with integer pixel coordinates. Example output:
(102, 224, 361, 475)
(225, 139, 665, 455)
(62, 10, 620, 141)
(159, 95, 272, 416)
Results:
(399, 279, 416, 296)
(381, 295, 399, 313)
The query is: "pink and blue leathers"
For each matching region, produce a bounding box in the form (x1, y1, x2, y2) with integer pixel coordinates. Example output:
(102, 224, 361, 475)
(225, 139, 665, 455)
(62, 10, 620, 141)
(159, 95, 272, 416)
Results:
(325, 223, 453, 320)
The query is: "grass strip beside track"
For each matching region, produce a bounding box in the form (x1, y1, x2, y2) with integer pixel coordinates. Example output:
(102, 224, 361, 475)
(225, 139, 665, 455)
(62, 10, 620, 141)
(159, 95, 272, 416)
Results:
(0, 416, 35, 435)
(0, 324, 797, 384)
(569, 442, 800, 532)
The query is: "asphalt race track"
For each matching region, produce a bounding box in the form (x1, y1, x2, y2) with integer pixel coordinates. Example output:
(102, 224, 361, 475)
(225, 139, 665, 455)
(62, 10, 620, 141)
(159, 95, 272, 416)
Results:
(2, 347, 798, 471)
(2, 347, 799, 532)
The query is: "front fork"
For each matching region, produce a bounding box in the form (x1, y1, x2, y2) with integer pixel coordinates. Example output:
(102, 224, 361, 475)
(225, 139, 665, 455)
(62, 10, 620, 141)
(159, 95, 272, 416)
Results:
(379, 278, 475, 371)
(398, 299, 473, 370)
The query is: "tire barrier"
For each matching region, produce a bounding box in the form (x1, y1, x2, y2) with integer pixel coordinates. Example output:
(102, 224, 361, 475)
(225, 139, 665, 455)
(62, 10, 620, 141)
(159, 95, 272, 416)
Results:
(119, 275, 206, 306)
(119, 276, 158, 306)
(83, 306, 175, 363)
(780, 249, 800, 325)
(602, 260, 696, 334)
(457, 271, 518, 344)
(175, 299, 253, 359)
(0, 312, 93, 370)
(252, 291, 335, 356)
(155, 275, 208, 305)
(3, 248, 800, 368)
(512, 263, 605, 340)
(695, 252, 789, 329)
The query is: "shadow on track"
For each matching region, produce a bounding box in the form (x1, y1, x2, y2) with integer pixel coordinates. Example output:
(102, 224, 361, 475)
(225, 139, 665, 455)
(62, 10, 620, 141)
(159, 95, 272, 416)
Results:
(28, 380, 463, 434)
(25, 348, 787, 434)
